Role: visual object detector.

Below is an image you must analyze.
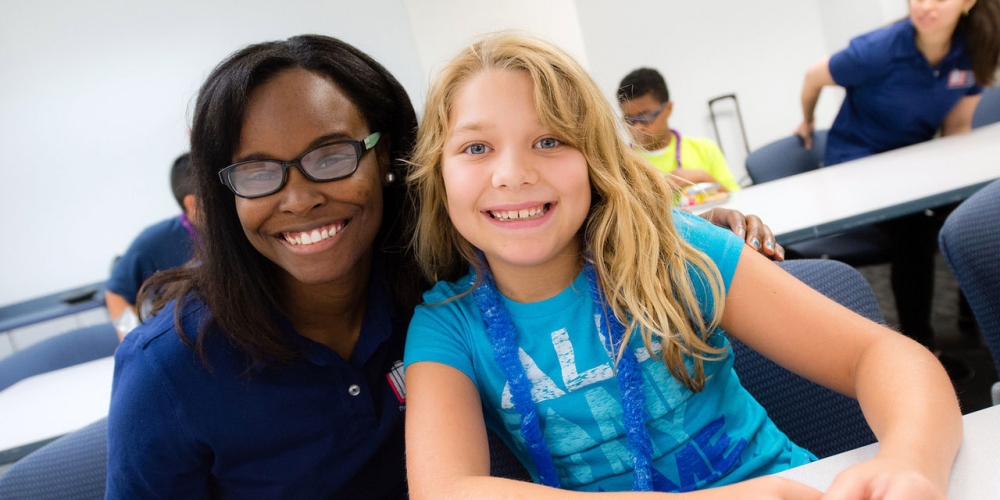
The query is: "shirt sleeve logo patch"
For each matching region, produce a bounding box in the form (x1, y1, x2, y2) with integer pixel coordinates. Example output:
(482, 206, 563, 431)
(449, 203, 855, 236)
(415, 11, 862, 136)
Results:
(947, 69, 975, 89)
(387, 360, 405, 404)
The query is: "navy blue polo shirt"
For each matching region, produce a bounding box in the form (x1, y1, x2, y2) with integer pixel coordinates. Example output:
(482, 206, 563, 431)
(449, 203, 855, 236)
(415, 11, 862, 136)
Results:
(106, 268, 408, 499)
(825, 18, 982, 166)
(107, 215, 195, 303)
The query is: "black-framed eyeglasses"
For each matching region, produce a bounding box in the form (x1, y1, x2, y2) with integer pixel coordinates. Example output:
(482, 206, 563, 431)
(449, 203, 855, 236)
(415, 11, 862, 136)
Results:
(623, 102, 667, 125)
(218, 132, 381, 199)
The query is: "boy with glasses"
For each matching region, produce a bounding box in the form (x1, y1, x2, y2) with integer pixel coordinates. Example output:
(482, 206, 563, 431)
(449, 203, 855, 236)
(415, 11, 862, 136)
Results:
(618, 68, 741, 193)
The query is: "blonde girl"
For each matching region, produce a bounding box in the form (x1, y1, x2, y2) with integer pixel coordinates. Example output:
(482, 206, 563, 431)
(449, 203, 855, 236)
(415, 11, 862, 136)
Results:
(404, 33, 960, 499)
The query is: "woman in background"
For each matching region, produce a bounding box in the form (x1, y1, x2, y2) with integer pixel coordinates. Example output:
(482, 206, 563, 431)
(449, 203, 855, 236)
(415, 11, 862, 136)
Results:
(794, 0, 1000, 350)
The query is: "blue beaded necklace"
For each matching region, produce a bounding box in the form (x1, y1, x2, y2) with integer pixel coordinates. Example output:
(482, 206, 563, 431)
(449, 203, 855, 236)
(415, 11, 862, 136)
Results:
(472, 260, 656, 491)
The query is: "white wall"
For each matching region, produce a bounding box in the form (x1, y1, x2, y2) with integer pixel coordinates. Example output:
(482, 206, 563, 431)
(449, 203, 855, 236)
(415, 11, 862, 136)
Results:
(1, 0, 896, 307)
(818, 0, 909, 53)
(402, 0, 589, 96)
(0, 0, 423, 307)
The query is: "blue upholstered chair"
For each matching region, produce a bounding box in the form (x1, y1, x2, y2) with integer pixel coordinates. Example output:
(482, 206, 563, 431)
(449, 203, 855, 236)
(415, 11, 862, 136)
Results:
(744, 129, 828, 184)
(729, 259, 879, 458)
(939, 179, 1000, 405)
(0, 417, 108, 499)
(0, 323, 118, 392)
(972, 86, 1000, 129)
(489, 258, 882, 479)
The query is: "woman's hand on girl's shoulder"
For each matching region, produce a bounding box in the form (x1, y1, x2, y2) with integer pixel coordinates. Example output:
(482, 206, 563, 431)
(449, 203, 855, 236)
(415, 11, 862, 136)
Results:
(821, 459, 946, 500)
(699, 207, 785, 261)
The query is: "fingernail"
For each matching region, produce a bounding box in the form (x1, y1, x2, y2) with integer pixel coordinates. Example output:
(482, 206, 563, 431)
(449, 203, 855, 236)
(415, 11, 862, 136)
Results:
(766, 241, 774, 250)
(751, 238, 760, 248)
(738, 228, 746, 237)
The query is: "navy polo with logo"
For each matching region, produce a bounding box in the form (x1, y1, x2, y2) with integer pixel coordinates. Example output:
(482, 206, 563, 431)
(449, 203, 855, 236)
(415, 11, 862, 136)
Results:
(107, 266, 408, 499)
(825, 18, 982, 166)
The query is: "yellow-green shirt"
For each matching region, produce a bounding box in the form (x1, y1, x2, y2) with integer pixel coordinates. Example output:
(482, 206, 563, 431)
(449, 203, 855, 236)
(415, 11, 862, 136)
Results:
(641, 135, 741, 192)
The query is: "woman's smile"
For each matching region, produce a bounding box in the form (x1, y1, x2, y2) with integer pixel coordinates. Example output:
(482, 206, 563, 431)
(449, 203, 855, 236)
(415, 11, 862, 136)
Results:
(280, 219, 349, 247)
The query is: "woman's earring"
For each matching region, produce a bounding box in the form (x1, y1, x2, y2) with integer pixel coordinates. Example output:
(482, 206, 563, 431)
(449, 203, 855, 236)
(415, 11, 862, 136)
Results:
(384, 172, 396, 184)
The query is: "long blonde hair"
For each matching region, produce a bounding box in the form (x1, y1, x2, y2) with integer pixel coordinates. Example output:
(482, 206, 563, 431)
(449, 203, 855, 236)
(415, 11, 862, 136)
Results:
(409, 32, 726, 391)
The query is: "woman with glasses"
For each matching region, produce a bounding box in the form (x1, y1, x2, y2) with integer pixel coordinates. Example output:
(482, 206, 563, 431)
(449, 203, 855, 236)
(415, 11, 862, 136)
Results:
(105, 34, 784, 499)
(106, 35, 423, 498)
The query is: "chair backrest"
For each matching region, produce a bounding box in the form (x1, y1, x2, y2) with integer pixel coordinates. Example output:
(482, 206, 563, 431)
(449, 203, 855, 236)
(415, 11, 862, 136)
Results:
(972, 86, 1000, 129)
(489, 258, 883, 478)
(0, 323, 118, 392)
(0, 417, 108, 500)
(745, 130, 828, 185)
(732, 259, 880, 458)
(939, 179, 1000, 383)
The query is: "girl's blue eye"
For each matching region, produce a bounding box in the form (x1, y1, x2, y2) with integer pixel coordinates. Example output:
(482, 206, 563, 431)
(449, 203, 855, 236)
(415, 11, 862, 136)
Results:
(536, 137, 560, 149)
(464, 143, 491, 155)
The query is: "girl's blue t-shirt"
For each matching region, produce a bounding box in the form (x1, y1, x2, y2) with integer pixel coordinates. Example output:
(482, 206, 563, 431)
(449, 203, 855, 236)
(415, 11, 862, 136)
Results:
(404, 211, 815, 492)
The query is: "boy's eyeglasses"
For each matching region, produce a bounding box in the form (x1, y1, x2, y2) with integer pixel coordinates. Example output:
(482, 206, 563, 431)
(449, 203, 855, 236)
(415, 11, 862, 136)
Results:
(218, 132, 381, 199)
(623, 102, 668, 125)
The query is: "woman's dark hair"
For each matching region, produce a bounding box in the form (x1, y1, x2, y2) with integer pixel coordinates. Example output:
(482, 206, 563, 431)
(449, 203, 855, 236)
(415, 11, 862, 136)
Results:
(958, 0, 1000, 86)
(140, 34, 424, 367)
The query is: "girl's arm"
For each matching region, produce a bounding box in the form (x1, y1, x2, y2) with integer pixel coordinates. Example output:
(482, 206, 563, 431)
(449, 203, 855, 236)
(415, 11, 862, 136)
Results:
(795, 57, 835, 150)
(405, 361, 824, 499)
(941, 94, 982, 136)
(721, 250, 961, 498)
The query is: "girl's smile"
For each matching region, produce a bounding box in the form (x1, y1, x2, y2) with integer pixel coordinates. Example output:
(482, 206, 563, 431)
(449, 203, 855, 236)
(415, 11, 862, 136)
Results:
(485, 202, 553, 224)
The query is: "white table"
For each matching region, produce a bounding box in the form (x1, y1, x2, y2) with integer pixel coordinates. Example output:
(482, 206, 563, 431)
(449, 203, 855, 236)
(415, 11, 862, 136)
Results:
(0, 356, 114, 464)
(694, 122, 1000, 244)
(0, 355, 996, 497)
(778, 404, 1000, 499)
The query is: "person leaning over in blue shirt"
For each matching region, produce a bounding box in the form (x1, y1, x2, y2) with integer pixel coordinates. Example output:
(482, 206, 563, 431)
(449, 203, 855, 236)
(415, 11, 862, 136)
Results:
(793, 0, 1000, 351)
(105, 153, 199, 340)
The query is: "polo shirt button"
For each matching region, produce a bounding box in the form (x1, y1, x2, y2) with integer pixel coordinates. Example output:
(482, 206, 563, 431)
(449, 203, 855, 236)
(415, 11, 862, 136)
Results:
(348, 384, 361, 396)
(933, 70, 940, 77)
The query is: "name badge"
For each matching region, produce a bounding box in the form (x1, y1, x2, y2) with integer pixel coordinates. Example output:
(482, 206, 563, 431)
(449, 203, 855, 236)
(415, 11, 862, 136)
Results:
(947, 69, 975, 89)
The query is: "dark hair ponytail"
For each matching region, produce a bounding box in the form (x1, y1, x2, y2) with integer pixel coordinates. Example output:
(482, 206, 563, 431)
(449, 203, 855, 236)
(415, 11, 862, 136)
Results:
(959, 0, 1000, 86)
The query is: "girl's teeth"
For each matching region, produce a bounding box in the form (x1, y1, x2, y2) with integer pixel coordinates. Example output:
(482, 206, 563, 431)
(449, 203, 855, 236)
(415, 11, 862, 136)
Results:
(492, 205, 547, 221)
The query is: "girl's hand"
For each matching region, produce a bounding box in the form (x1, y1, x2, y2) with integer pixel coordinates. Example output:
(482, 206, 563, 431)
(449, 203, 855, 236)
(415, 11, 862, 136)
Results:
(822, 459, 946, 500)
(795, 120, 815, 150)
(699, 207, 785, 261)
